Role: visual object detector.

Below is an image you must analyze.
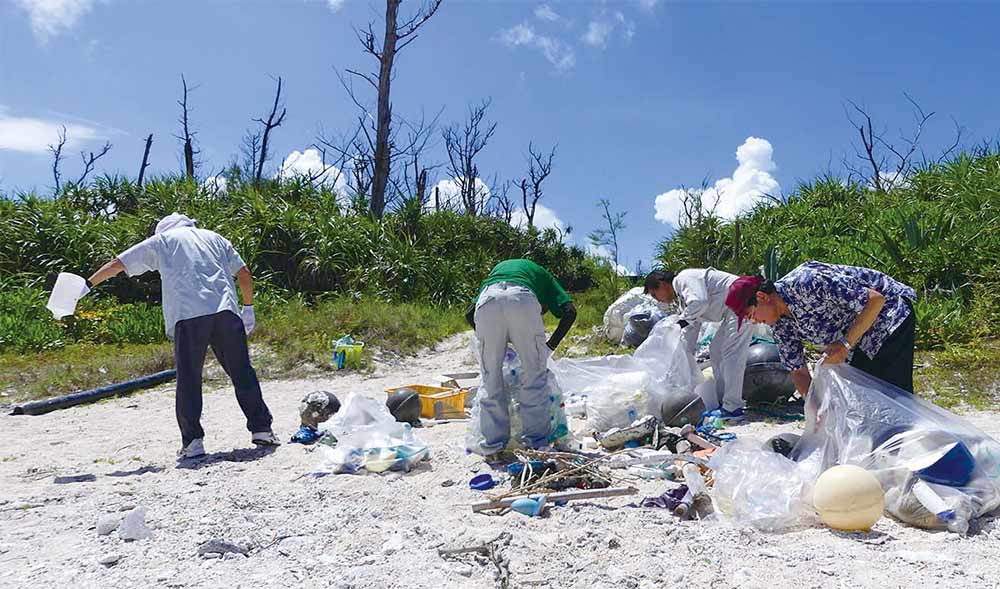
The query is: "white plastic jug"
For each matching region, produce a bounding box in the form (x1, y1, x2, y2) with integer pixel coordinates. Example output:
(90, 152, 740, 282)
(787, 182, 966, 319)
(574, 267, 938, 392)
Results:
(46, 272, 89, 319)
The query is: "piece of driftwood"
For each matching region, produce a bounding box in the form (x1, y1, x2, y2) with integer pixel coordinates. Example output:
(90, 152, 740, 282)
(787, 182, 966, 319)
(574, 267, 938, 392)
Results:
(471, 486, 637, 513)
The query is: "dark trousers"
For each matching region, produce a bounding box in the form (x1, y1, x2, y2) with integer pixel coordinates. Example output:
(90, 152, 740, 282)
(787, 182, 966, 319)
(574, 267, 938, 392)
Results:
(173, 310, 272, 446)
(849, 301, 916, 393)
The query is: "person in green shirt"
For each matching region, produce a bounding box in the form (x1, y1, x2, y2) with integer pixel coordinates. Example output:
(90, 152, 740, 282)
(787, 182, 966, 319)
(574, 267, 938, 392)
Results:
(466, 259, 577, 454)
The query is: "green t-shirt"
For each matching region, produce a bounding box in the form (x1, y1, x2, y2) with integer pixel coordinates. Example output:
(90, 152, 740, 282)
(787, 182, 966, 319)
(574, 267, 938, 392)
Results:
(477, 259, 573, 317)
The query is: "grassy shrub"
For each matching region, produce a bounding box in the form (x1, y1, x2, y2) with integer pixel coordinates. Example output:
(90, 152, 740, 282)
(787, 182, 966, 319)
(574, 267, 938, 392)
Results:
(0, 176, 598, 308)
(0, 174, 601, 355)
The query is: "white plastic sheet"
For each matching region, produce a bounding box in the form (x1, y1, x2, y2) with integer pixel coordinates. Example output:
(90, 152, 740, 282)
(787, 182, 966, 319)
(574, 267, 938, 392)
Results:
(312, 393, 429, 475)
(709, 439, 818, 531)
(550, 317, 704, 433)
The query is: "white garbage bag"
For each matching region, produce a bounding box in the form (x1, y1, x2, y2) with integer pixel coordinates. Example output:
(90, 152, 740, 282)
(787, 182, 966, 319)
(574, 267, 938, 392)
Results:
(792, 363, 1000, 534)
(709, 439, 818, 531)
(603, 287, 649, 343)
(551, 317, 703, 433)
(709, 363, 1000, 534)
(313, 393, 429, 475)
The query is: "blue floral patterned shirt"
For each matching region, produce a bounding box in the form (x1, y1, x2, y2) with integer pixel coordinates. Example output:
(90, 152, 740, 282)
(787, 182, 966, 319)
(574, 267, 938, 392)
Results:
(772, 261, 916, 370)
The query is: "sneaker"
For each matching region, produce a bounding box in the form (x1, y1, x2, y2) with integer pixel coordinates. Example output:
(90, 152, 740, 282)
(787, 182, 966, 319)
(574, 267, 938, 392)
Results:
(251, 431, 281, 447)
(702, 407, 746, 424)
(177, 438, 206, 459)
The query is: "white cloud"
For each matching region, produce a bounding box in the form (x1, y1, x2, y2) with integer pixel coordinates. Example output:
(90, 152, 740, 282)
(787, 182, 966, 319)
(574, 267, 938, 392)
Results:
(278, 148, 347, 194)
(326, 0, 345, 12)
(512, 202, 566, 237)
(534, 4, 559, 21)
(654, 136, 781, 226)
(583, 11, 630, 48)
(638, 0, 660, 11)
(499, 23, 576, 72)
(0, 109, 98, 154)
(15, 0, 96, 43)
(426, 177, 493, 212)
(653, 188, 690, 227)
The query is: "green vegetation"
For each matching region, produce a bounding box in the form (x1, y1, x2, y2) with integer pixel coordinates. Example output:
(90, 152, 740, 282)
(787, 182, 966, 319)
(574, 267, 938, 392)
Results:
(0, 175, 608, 401)
(658, 146, 1000, 350)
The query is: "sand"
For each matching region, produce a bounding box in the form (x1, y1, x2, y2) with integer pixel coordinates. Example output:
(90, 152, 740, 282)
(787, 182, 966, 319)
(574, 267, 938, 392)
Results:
(2, 332, 999, 589)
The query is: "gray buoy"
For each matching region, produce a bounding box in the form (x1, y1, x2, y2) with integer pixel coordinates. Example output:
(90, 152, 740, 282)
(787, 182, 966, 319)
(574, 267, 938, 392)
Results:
(298, 391, 341, 429)
(660, 390, 706, 427)
(387, 388, 423, 426)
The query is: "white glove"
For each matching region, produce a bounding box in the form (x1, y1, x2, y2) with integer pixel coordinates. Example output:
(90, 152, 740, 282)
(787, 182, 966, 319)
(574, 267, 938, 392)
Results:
(240, 305, 256, 335)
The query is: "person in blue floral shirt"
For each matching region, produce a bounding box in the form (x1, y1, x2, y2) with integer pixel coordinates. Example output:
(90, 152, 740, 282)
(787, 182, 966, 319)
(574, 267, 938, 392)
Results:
(725, 261, 917, 395)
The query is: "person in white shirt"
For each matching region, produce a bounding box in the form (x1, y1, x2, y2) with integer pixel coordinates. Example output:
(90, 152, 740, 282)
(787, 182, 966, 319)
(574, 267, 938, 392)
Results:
(644, 268, 753, 421)
(87, 213, 278, 459)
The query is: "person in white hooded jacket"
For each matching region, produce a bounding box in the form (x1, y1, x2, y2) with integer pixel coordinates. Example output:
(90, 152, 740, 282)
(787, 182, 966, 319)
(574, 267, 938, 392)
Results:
(87, 213, 278, 459)
(643, 268, 753, 421)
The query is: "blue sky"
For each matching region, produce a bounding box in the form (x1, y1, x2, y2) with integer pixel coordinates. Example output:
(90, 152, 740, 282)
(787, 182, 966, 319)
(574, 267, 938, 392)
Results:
(2, 0, 999, 270)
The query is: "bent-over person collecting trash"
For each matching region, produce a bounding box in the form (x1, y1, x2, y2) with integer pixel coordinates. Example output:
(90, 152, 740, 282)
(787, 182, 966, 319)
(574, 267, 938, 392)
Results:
(725, 261, 917, 395)
(466, 259, 576, 457)
(86, 213, 279, 459)
(644, 268, 753, 423)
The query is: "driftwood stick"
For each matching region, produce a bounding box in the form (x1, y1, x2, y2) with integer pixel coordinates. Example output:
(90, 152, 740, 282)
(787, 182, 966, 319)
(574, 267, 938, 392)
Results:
(471, 486, 636, 513)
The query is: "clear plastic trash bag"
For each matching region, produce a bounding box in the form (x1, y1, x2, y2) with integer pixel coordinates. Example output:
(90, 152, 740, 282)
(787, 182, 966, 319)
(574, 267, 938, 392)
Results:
(622, 303, 668, 348)
(312, 393, 429, 475)
(790, 363, 1000, 534)
(465, 346, 572, 455)
(550, 317, 704, 433)
(708, 439, 819, 531)
(709, 363, 1000, 534)
(603, 287, 655, 344)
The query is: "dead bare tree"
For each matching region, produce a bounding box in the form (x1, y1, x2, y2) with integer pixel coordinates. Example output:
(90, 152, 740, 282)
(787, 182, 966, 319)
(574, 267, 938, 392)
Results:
(346, 0, 442, 218)
(843, 94, 961, 192)
(241, 129, 262, 181)
(76, 141, 112, 185)
(393, 110, 443, 210)
(177, 75, 200, 179)
(252, 76, 287, 185)
(137, 134, 153, 188)
(48, 125, 67, 193)
(518, 142, 555, 228)
(443, 99, 497, 217)
(494, 180, 516, 223)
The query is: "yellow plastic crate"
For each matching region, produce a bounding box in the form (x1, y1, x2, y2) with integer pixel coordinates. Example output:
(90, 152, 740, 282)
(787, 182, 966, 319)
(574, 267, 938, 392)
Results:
(384, 384, 467, 419)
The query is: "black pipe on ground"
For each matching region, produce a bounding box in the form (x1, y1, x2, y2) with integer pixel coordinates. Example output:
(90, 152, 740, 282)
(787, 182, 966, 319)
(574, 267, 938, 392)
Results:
(11, 369, 177, 416)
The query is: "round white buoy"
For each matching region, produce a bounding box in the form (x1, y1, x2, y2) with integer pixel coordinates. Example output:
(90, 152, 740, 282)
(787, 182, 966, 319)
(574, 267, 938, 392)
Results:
(813, 465, 885, 531)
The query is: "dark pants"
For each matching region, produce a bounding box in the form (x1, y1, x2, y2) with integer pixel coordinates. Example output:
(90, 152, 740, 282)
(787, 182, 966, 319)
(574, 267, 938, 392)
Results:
(849, 301, 916, 393)
(173, 310, 272, 446)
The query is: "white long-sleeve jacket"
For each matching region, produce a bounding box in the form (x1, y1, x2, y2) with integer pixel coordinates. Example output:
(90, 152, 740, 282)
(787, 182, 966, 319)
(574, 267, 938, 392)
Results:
(672, 268, 740, 324)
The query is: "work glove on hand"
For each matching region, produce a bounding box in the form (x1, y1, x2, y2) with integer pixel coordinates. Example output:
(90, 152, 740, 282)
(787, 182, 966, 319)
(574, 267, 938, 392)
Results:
(240, 305, 256, 335)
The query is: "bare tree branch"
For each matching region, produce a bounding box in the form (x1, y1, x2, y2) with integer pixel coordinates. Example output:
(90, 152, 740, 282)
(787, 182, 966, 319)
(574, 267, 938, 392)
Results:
(137, 134, 153, 188)
(48, 125, 67, 194)
(845, 95, 941, 192)
(76, 142, 112, 186)
(176, 74, 200, 179)
(341, 0, 441, 219)
(443, 99, 497, 216)
(518, 142, 555, 227)
(937, 117, 965, 164)
(253, 76, 287, 185)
